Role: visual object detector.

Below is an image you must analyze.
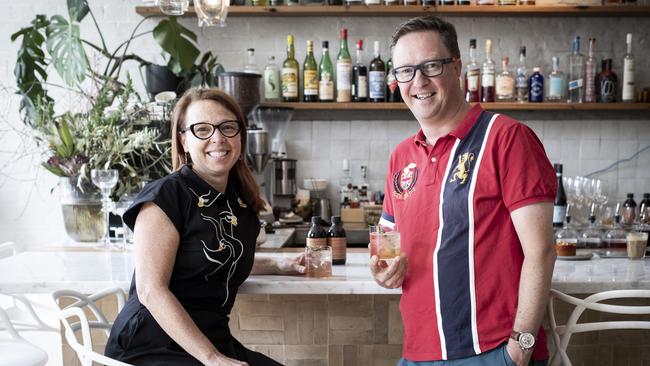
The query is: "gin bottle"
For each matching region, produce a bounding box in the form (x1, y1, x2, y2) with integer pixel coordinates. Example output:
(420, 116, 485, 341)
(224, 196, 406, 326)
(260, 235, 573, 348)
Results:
(547, 57, 565, 102)
(496, 57, 515, 102)
(584, 38, 597, 103)
(567, 36, 585, 103)
(515, 46, 528, 103)
(622, 33, 635, 102)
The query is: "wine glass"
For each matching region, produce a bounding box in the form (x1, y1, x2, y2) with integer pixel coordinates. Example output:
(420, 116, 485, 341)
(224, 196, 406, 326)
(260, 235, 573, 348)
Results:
(195, 0, 230, 27)
(91, 169, 119, 248)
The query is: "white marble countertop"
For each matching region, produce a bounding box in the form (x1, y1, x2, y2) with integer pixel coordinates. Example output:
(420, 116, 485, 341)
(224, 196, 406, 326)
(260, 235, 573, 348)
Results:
(0, 250, 648, 295)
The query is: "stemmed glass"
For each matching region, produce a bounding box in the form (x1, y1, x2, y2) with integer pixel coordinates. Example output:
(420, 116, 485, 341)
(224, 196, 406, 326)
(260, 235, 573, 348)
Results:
(91, 169, 119, 248)
(195, 0, 230, 27)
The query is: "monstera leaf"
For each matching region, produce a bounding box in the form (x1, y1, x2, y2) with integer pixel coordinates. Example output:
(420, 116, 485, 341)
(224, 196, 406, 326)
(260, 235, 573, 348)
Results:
(67, 0, 89, 23)
(153, 17, 200, 75)
(46, 14, 89, 87)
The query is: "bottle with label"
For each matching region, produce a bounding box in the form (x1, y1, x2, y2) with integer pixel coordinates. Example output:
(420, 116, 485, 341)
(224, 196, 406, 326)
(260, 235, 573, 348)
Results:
(640, 193, 650, 222)
(584, 38, 597, 103)
(481, 39, 495, 103)
(336, 28, 353, 103)
(465, 38, 480, 103)
(307, 216, 328, 247)
(515, 46, 528, 103)
(496, 56, 515, 102)
(604, 203, 628, 256)
(547, 56, 565, 102)
(623, 193, 637, 226)
(263, 56, 281, 101)
(553, 163, 567, 228)
(243, 48, 260, 74)
(386, 58, 402, 102)
(282, 34, 299, 102)
(579, 204, 602, 250)
(303, 40, 318, 102)
(352, 40, 368, 102)
(555, 207, 579, 256)
(528, 67, 544, 103)
(596, 59, 618, 103)
(369, 41, 386, 103)
(567, 36, 585, 103)
(622, 33, 635, 102)
(305, 216, 332, 278)
(319, 41, 334, 102)
(328, 216, 347, 265)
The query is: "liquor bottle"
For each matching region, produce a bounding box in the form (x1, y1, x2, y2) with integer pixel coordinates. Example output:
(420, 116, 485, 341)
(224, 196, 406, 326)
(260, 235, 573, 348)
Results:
(282, 34, 299, 102)
(596, 59, 618, 103)
(579, 204, 602, 250)
(567, 36, 585, 103)
(319, 41, 334, 102)
(458, 0, 471, 3)
(306, 216, 328, 247)
(640, 193, 650, 222)
(403, 0, 417, 4)
(369, 41, 386, 103)
(477, 0, 495, 4)
(622, 33, 635, 102)
(584, 38, 597, 103)
(303, 40, 318, 102)
(555, 207, 579, 256)
(465, 39, 480, 103)
(496, 56, 515, 102)
(386, 58, 402, 103)
(328, 216, 347, 265)
(481, 39, 495, 103)
(528, 67, 544, 103)
(345, 0, 362, 5)
(547, 56, 566, 102)
(438, 0, 454, 5)
(623, 193, 637, 226)
(243, 48, 260, 74)
(384, 0, 400, 5)
(263, 56, 281, 101)
(352, 40, 368, 102)
(336, 28, 353, 103)
(515, 46, 528, 103)
(365, 0, 381, 5)
(603, 203, 628, 256)
(498, 0, 516, 5)
(553, 163, 567, 228)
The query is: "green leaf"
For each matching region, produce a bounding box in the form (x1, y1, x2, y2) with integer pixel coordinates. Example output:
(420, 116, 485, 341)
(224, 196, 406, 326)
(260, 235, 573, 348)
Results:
(153, 17, 199, 74)
(67, 0, 89, 23)
(46, 14, 89, 86)
(41, 162, 67, 177)
(57, 119, 75, 155)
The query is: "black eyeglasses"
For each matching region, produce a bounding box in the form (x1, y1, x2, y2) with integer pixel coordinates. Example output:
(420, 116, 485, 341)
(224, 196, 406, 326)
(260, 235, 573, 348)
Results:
(392, 58, 456, 83)
(180, 121, 241, 140)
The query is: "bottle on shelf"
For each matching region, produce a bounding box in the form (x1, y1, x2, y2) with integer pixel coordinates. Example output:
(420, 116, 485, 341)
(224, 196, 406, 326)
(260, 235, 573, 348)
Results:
(336, 28, 353, 103)
(384, 0, 400, 5)
(438, 0, 454, 5)
(328, 216, 347, 265)
(477, 0, 495, 5)
(596, 58, 618, 103)
(623, 193, 637, 226)
(243, 48, 260, 74)
(305, 216, 332, 278)
(528, 66, 544, 103)
(547, 56, 566, 102)
(567, 36, 585, 103)
(553, 163, 567, 228)
(339, 159, 353, 205)
(360, 165, 370, 203)
(458, 0, 471, 4)
(603, 202, 628, 256)
(515, 46, 528, 103)
(369, 41, 386, 103)
(303, 40, 318, 102)
(465, 38, 480, 103)
(345, 0, 362, 5)
(263, 56, 281, 101)
(352, 40, 368, 102)
(496, 56, 515, 102)
(319, 40, 335, 102)
(282, 34, 299, 102)
(584, 38, 597, 103)
(403, 0, 417, 5)
(555, 205, 579, 256)
(386, 58, 402, 103)
(481, 39, 496, 103)
(365, 0, 381, 5)
(579, 204, 602, 251)
(622, 33, 635, 103)
(519, 0, 535, 4)
(498, 0, 516, 5)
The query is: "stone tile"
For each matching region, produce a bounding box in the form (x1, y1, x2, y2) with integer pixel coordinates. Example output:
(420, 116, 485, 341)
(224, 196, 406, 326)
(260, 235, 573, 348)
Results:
(373, 295, 389, 344)
(285, 345, 328, 360)
(283, 300, 300, 345)
(239, 315, 284, 331)
(330, 140, 352, 160)
(343, 345, 359, 366)
(250, 345, 285, 364)
(330, 315, 374, 331)
(237, 330, 285, 344)
(331, 121, 351, 140)
(329, 329, 374, 345)
(350, 121, 372, 140)
(349, 140, 370, 160)
(388, 299, 404, 345)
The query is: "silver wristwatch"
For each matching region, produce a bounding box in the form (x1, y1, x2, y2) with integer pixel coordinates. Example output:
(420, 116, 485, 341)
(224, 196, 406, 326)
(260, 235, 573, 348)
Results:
(510, 331, 536, 351)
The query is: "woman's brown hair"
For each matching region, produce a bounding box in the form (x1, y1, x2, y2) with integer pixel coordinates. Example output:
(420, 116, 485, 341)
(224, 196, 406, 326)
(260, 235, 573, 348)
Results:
(170, 87, 265, 214)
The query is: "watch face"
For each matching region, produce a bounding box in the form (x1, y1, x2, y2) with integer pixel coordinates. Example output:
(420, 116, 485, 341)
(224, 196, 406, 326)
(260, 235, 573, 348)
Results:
(519, 332, 536, 349)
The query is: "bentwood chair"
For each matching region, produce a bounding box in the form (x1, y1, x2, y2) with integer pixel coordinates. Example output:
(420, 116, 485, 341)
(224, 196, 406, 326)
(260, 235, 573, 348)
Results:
(0, 306, 48, 366)
(52, 287, 132, 366)
(547, 288, 650, 366)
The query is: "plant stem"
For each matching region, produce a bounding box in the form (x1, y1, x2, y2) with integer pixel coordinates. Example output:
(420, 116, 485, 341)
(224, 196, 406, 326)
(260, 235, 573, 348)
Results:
(113, 16, 155, 78)
(88, 8, 108, 55)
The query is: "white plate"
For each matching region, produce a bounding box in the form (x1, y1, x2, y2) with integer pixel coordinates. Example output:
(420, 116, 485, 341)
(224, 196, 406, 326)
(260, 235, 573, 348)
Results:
(557, 254, 592, 261)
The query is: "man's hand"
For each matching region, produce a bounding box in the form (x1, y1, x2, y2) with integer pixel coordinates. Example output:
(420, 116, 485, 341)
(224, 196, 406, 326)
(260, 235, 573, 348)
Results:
(369, 253, 408, 288)
(275, 253, 306, 275)
(506, 338, 532, 366)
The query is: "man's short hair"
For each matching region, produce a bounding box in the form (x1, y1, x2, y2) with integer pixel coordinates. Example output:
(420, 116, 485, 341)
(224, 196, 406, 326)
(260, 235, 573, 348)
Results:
(390, 15, 461, 59)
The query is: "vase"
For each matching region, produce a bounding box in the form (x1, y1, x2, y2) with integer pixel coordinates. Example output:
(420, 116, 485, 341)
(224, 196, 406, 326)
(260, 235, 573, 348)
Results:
(59, 177, 105, 242)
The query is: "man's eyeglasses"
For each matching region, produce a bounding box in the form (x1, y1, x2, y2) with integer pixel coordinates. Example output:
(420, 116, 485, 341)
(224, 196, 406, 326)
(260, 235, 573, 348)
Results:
(392, 58, 456, 83)
(180, 121, 241, 140)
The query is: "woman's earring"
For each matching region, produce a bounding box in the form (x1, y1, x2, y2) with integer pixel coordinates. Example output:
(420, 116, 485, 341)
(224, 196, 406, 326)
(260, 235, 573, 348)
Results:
(184, 152, 192, 165)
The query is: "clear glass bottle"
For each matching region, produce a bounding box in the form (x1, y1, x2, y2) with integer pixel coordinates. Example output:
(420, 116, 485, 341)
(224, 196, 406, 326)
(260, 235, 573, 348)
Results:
(338, 159, 353, 205)
(515, 46, 528, 103)
(567, 36, 585, 103)
(579, 204, 603, 251)
(584, 38, 597, 103)
(369, 41, 386, 103)
(547, 56, 565, 102)
(622, 33, 636, 102)
(465, 39, 480, 103)
(555, 207, 579, 256)
(243, 48, 260, 74)
(481, 39, 496, 103)
(496, 56, 515, 102)
(263, 56, 281, 101)
(604, 203, 628, 256)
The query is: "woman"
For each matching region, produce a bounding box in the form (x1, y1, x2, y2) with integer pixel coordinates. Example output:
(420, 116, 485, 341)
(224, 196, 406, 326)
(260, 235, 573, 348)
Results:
(105, 88, 304, 366)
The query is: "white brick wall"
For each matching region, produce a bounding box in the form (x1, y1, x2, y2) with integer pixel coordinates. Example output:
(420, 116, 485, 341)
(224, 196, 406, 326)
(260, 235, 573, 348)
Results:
(0, 0, 648, 247)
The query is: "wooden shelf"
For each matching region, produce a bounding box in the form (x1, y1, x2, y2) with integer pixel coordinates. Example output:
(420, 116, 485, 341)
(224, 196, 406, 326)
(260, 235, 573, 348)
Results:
(136, 5, 650, 17)
(259, 102, 650, 111)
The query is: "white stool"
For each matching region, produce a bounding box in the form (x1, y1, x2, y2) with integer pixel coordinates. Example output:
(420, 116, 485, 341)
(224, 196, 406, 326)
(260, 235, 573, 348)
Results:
(0, 307, 48, 366)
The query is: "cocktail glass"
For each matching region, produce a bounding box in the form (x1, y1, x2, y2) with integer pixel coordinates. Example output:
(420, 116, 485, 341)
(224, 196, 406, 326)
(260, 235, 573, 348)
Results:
(91, 169, 118, 249)
(369, 225, 401, 262)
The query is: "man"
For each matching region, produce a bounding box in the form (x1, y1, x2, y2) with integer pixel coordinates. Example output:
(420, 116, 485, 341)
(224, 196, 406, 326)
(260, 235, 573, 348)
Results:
(370, 16, 557, 366)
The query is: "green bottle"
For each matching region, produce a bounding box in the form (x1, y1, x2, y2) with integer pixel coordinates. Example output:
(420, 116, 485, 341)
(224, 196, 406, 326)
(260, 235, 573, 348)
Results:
(319, 40, 334, 102)
(336, 28, 352, 102)
(282, 34, 299, 102)
(303, 40, 318, 102)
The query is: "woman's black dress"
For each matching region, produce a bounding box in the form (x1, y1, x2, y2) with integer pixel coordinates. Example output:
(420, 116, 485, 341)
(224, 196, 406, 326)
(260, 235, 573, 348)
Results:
(105, 166, 280, 365)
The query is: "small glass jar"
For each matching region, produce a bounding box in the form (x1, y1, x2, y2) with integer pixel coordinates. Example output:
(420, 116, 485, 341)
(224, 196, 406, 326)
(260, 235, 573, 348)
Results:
(305, 245, 332, 278)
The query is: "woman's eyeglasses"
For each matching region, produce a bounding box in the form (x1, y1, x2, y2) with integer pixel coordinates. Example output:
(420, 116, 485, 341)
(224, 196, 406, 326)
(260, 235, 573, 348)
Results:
(392, 58, 456, 83)
(180, 121, 241, 140)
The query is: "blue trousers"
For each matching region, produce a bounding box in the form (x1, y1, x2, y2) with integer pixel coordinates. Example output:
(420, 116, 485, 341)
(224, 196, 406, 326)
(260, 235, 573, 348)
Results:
(397, 343, 548, 366)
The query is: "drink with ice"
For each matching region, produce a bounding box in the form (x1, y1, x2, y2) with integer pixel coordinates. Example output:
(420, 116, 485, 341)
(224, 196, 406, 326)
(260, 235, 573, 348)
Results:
(369, 226, 401, 260)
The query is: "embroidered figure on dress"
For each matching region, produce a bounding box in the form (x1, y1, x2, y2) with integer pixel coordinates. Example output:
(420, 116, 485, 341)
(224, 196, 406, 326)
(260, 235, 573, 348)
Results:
(393, 163, 418, 200)
(449, 152, 475, 185)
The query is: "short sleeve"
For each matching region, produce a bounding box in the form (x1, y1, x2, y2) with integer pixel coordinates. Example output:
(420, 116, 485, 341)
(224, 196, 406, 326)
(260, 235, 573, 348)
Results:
(122, 176, 188, 235)
(380, 155, 396, 229)
(496, 122, 557, 212)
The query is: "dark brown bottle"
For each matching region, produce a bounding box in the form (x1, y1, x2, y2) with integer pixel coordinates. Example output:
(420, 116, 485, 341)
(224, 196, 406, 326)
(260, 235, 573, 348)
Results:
(307, 216, 327, 248)
(596, 58, 618, 103)
(327, 216, 347, 265)
(640, 193, 650, 223)
(386, 58, 402, 103)
(623, 193, 636, 225)
(352, 40, 368, 102)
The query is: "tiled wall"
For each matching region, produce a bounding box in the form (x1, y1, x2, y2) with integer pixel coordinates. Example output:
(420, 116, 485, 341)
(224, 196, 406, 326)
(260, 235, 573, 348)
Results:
(0, 0, 648, 246)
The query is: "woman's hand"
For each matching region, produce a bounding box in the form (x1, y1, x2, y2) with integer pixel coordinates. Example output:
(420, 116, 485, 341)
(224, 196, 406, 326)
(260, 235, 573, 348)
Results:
(275, 253, 306, 275)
